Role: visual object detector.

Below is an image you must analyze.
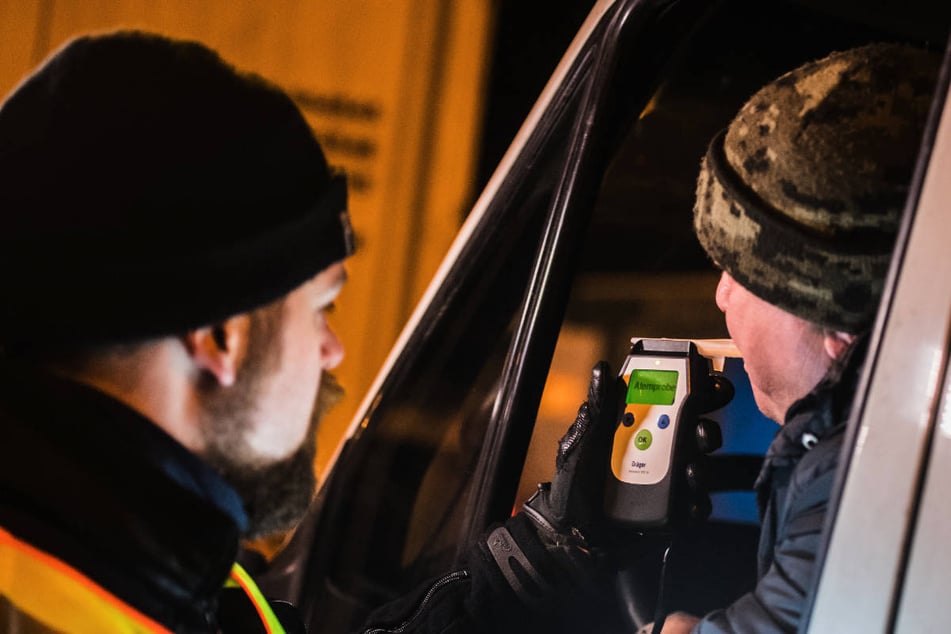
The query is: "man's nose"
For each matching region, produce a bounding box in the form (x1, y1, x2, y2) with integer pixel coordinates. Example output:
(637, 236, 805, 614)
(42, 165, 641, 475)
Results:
(715, 271, 732, 313)
(321, 325, 345, 370)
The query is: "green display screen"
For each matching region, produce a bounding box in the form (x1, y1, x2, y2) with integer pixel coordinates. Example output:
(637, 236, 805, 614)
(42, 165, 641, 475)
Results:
(626, 369, 679, 405)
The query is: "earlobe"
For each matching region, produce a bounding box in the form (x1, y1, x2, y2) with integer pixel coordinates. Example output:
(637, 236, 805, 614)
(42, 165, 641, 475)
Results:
(183, 318, 245, 387)
(823, 330, 856, 362)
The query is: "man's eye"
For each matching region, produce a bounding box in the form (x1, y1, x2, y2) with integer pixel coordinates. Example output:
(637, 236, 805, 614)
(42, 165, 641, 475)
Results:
(323, 302, 337, 315)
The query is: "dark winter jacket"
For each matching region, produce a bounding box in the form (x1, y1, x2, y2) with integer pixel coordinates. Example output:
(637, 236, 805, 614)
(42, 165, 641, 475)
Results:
(694, 340, 866, 633)
(0, 364, 281, 633)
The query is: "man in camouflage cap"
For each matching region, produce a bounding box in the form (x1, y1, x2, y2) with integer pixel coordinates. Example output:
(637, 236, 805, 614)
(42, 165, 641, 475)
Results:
(659, 42, 940, 633)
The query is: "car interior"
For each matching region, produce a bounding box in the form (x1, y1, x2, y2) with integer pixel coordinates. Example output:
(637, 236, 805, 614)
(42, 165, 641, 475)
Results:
(254, 1, 951, 631)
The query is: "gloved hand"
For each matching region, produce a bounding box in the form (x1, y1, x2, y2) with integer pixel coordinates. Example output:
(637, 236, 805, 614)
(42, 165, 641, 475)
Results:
(471, 360, 728, 615)
(522, 360, 626, 547)
(470, 362, 625, 613)
(521, 360, 729, 542)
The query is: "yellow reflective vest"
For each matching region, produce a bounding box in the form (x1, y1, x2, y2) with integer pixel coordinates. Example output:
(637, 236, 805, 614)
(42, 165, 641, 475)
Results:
(0, 526, 284, 634)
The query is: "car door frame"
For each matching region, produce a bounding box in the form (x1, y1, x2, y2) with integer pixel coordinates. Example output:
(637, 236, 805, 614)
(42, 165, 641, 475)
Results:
(802, 37, 951, 634)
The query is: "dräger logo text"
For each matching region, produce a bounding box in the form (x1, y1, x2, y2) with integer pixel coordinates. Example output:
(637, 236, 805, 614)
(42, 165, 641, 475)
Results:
(630, 460, 647, 469)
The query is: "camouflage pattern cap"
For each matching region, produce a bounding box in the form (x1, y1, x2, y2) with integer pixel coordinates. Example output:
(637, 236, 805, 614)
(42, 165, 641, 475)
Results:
(693, 43, 940, 333)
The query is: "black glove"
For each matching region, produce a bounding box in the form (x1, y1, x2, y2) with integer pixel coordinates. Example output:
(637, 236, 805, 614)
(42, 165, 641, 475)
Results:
(522, 360, 728, 540)
(471, 360, 728, 614)
(470, 362, 625, 614)
(523, 360, 626, 547)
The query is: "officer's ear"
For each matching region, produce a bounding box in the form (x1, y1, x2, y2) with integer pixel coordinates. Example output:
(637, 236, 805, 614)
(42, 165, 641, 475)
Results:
(822, 330, 856, 362)
(182, 316, 248, 387)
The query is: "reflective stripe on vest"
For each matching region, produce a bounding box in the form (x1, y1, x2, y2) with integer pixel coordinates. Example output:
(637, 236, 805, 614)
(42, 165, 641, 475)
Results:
(0, 525, 172, 633)
(225, 562, 287, 634)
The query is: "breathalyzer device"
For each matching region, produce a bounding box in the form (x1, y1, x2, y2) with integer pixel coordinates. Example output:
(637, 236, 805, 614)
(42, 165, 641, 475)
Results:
(604, 338, 736, 528)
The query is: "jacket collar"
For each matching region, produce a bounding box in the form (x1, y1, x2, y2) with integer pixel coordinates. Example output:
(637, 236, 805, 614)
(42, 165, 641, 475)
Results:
(754, 335, 869, 500)
(0, 363, 246, 630)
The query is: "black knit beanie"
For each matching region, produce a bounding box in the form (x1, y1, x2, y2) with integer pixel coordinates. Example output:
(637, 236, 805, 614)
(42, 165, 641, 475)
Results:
(0, 31, 354, 351)
(694, 43, 939, 333)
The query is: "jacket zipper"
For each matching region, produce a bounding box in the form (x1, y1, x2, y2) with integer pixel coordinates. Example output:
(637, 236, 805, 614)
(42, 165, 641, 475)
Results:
(362, 570, 470, 634)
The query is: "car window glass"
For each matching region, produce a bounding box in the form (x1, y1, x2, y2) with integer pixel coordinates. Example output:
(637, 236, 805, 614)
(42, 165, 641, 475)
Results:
(286, 35, 599, 632)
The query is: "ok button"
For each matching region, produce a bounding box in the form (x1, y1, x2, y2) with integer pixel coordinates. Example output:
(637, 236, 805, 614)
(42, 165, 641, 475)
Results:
(634, 429, 653, 451)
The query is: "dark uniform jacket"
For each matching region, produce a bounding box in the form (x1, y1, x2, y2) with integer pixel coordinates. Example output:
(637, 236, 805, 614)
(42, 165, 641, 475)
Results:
(694, 340, 866, 633)
(0, 363, 491, 634)
(0, 364, 251, 632)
